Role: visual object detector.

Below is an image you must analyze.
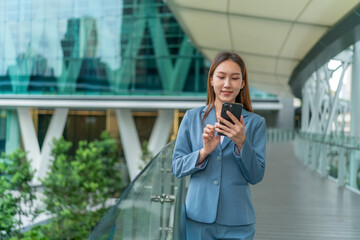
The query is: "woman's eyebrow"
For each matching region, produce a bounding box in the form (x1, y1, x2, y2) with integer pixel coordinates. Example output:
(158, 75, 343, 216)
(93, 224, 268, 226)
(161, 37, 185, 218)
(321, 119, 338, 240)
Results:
(216, 71, 241, 75)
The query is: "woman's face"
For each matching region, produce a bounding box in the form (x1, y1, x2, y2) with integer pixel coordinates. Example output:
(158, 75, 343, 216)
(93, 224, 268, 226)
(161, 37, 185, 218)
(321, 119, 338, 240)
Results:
(211, 59, 245, 103)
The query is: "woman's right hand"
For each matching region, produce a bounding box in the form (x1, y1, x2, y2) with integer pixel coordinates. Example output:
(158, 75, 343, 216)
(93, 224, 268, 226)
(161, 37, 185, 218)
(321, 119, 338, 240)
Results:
(198, 124, 220, 164)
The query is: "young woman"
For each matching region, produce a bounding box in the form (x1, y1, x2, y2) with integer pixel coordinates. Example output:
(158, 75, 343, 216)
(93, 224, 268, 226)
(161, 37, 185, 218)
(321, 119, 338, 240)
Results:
(172, 51, 266, 239)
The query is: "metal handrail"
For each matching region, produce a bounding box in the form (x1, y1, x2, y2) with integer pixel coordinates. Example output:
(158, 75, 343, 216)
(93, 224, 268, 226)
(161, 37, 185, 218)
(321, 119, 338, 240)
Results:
(295, 131, 360, 192)
(298, 132, 360, 150)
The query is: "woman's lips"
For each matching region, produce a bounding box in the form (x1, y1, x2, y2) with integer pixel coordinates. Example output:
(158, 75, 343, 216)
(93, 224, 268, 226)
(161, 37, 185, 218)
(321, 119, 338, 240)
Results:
(221, 91, 233, 96)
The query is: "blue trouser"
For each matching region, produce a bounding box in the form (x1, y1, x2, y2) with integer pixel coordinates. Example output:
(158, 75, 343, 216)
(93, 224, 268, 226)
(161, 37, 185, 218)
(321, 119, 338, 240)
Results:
(181, 205, 255, 240)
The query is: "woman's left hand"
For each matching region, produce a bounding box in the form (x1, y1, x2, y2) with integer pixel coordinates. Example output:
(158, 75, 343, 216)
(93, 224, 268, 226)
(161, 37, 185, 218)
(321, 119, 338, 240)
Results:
(215, 111, 245, 151)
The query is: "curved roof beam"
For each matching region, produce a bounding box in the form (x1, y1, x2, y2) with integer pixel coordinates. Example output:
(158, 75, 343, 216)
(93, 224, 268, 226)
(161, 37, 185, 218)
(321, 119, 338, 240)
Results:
(289, 3, 360, 99)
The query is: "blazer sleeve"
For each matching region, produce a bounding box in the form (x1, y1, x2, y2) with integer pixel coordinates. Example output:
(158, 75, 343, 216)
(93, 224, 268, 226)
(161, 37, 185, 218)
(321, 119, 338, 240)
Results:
(234, 117, 266, 185)
(172, 111, 208, 178)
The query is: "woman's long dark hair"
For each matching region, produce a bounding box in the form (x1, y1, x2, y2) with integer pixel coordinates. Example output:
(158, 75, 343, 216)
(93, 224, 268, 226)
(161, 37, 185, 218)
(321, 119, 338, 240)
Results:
(203, 51, 253, 125)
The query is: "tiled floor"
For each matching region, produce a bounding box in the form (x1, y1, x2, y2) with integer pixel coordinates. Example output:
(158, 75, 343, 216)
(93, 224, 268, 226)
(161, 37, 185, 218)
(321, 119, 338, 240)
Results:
(252, 142, 360, 240)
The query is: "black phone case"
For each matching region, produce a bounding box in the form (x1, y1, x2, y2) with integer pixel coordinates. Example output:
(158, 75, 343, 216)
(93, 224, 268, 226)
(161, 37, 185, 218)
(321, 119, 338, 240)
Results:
(219, 102, 243, 136)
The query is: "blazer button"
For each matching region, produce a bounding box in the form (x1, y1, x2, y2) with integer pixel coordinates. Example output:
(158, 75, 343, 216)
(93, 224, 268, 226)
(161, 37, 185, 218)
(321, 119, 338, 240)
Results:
(213, 180, 219, 186)
(216, 156, 222, 161)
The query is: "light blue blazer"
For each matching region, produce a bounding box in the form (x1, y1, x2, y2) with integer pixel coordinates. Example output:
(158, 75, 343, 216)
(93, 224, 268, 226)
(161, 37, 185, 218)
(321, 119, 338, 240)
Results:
(172, 105, 266, 226)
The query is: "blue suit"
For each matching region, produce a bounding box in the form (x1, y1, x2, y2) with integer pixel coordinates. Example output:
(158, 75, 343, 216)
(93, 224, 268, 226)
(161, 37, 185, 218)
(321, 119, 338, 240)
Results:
(172, 105, 266, 226)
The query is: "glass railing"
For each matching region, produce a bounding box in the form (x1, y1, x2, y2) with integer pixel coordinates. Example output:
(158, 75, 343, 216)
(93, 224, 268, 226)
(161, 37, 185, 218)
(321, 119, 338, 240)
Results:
(267, 128, 295, 143)
(295, 132, 360, 192)
(89, 140, 185, 240)
(89, 128, 302, 240)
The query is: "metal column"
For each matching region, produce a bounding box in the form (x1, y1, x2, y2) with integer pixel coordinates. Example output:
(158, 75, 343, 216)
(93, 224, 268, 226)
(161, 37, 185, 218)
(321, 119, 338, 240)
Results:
(349, 41, 360, 188)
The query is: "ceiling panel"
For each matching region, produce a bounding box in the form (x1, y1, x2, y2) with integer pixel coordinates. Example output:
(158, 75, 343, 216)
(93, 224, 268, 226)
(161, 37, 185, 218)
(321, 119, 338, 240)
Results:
(201, 48, 222, 62)
(279, 24, 328, 59)
(240, 54, 276, 75)
(298, 0, 360, 25)
(177, 9, 231, 49)
(249, 72, 288, 84)
(249, 73, 277, 88)
(228, 0, 309, 21)
(172, 0, 227, 12)
(275, 58, 299, 76)
(230, 16, 291, 56)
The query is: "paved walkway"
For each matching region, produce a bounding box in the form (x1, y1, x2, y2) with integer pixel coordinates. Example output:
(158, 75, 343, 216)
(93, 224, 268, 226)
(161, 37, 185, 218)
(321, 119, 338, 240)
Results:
(251, 142, 360, 240)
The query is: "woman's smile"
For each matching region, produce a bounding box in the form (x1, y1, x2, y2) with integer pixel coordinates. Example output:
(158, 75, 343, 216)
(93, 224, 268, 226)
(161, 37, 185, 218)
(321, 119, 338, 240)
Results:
(221, 90, 233, 96)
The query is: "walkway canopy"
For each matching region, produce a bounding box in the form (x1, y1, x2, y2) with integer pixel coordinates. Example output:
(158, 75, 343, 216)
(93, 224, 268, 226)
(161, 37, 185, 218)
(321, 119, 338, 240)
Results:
(167, 0, 360, 97)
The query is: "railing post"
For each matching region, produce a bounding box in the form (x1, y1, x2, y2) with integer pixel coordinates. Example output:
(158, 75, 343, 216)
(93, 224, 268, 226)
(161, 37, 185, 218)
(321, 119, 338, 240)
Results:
(338, 147, 346, 187)
(310, 142, 318, 170)
(305, 141, 310, 165)
(318, 143, 328, 177)
(303, 138, 307, 164)
(349, 150, 360, 189)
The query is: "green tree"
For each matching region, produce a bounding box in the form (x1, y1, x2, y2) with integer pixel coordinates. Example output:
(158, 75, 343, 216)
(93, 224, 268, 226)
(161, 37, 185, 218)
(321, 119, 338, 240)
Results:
(0, 149, 37, 239)
(40, 131, 123, 239)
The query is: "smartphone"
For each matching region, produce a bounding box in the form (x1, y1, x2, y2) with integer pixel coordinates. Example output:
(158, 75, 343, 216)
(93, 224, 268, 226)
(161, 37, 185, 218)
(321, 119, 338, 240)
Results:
(219, 102, 243, 136)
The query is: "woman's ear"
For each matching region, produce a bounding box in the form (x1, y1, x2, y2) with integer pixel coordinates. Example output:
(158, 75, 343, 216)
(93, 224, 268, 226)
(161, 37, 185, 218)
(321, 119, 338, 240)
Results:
(210, 77, 213, 86)
(241, 80, 245, 89)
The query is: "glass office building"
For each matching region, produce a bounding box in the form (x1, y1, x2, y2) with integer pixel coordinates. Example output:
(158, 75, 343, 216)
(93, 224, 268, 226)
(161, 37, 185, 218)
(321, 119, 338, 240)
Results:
(0, 0, 208, 96)
(0, 0, 212, 154)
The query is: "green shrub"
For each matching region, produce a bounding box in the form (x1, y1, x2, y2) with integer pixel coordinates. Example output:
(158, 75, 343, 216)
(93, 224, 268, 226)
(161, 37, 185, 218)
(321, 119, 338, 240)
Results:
(39, 131, 123, 239)
(0, 149, 37, 239)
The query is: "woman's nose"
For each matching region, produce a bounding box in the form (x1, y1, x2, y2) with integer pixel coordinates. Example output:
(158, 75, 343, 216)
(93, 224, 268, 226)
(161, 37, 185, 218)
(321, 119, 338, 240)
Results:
(224, 78, 231, 87)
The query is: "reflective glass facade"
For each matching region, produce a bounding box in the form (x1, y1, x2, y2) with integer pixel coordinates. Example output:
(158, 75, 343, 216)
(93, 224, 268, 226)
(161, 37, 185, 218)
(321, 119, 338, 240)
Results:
(0, 0, 208, 96)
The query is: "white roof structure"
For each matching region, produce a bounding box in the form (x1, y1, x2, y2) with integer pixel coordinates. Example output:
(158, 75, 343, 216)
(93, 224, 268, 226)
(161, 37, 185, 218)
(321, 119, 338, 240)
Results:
(167, 0, 360, 97)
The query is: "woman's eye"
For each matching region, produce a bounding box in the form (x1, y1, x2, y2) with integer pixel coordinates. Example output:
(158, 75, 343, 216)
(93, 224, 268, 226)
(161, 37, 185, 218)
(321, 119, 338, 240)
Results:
(218, 76, 225, 79)
(232, 78, 240, 80)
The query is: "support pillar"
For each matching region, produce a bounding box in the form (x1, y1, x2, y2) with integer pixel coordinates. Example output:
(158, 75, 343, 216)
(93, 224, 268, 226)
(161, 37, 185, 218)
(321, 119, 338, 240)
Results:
(17, 107, 68, 185)
(36, 108, 69, 182)
(350, 41, 360, 189)
(115, 109, 143, 181)
(17, 107, 42, 176)
(301, 88, 309, 132)
(5, 109, 20, 154)
(148, 109, 174, 155)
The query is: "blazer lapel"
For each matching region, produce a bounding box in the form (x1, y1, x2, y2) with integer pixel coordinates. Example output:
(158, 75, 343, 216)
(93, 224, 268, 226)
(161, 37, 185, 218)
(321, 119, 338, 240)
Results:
(221, 109, 249, 150)
(202, 105, 217, 127)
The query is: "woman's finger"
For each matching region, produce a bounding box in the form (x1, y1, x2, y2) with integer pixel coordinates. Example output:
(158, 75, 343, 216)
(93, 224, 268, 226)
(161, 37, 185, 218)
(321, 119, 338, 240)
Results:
(218, 117, 234, 128)
(205, 124, 216, 134)
(239, 116, 244, 125)
(206, 124, 215, 130)
(218, 117, 233, 128)
(226, 111, 240, 125)
(204, 128, 216, 137)
(215, 123, 231, 135)
(216, 126, 234, 138)
(203, 133, 211, 139)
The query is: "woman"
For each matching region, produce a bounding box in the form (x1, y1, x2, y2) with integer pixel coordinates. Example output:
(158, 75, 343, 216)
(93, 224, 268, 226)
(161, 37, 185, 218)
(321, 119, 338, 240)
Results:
(172, 51, 266, 239)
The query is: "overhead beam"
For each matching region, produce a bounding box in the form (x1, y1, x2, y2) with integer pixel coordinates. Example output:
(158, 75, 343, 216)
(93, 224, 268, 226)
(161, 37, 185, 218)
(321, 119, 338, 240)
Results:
(289, 3, 360, 98)
(0, 96, 282, 111)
